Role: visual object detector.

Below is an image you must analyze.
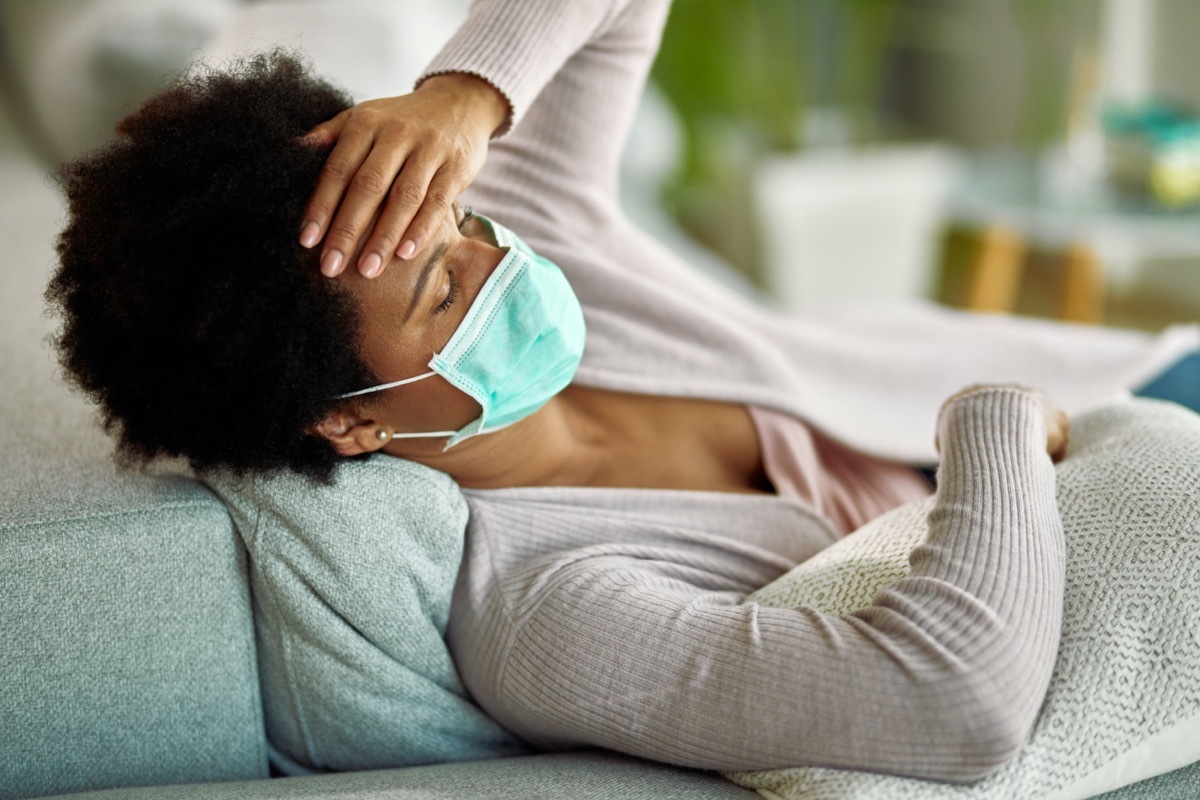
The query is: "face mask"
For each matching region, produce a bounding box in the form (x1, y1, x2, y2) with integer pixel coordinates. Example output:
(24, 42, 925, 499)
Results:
(337, 213, 586, 449)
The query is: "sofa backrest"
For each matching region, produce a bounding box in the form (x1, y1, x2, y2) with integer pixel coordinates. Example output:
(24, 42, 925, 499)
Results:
(0, 96, 267, 800)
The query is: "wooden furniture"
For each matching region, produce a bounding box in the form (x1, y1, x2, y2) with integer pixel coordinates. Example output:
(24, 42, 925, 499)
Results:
(964, 224, 1106, 324)
(952, 151, 1200, 324)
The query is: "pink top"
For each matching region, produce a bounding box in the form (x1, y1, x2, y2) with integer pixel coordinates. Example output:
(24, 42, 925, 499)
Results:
(749, 405, 932, 535)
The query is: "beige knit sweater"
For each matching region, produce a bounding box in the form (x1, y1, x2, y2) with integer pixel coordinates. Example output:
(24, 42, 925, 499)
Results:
(416, 0, 1186, 782)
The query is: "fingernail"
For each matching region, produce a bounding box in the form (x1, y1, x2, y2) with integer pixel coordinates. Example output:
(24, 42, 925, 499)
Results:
(299, 221, 320, 248)
(360, 252, 382, 278)
(321, 250, 343, 277)
(398, 240, 416, 260)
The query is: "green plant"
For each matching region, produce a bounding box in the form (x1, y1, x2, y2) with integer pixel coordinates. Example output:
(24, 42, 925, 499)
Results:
(650, 0, 896, 277)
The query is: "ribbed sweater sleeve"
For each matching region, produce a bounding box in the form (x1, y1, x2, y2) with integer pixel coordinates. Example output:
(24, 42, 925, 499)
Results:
(453, 388, 1065, 781)
(418, 0, 636, 136)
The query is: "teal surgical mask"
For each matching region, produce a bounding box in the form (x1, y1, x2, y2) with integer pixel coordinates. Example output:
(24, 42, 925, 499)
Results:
(337, 213, 586, 449)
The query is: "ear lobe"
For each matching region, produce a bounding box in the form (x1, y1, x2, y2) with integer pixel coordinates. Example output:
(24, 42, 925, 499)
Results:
(313, 410, 388, 457)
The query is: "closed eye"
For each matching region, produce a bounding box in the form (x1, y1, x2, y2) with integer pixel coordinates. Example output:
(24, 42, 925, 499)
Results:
(435, 271, 458, 314)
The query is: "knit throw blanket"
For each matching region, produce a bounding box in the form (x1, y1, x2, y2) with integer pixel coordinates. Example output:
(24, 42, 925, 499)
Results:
(725, 399, 1200, 799)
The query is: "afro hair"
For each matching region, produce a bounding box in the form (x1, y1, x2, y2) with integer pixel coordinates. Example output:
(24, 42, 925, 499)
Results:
(46, 49, 379, 484)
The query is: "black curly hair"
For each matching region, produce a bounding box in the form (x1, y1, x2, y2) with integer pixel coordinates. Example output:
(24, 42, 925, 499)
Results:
(46, 49, 379, 484)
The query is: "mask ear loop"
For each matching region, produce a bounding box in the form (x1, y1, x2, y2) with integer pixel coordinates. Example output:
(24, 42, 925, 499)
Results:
(389, 429, 457, 440)
(336, 372, 457, 440)
(336, 370, 436, 399)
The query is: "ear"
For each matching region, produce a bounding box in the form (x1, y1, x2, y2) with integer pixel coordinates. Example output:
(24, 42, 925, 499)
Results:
(312, 408, 390, 457)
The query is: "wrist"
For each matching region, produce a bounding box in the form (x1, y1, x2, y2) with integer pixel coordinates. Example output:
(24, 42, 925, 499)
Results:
(417, 72, 509, 137)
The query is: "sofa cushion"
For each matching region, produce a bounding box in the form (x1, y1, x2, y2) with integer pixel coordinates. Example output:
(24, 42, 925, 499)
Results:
(37, 751, 758, 800)
(203, 456, 526, 776)
(724, 399, 1200, 799)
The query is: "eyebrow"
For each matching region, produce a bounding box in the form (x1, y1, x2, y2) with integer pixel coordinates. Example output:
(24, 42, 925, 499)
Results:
(403, 239, 450, 322)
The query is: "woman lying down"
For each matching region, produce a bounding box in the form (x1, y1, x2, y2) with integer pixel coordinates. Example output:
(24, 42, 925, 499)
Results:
(46, 0, 1198, 784)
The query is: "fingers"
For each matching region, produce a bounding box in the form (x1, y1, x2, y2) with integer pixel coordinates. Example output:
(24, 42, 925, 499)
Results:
(300, 114, 406, 275)
(321, 147, 406, 277)
(1048, 411, 1070, 463)
(1041, 395, 1070, 462)
(1029, 389, 1069, 459)
(355, 155, 450, 278)
(297, 89, 490, 278)
(316, 144, 411, 277)
(298, 113, 350, 250)
(399, 168, 458, 257)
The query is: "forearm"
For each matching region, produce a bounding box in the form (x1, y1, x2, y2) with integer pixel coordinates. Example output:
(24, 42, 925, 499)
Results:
(911, 387, 1065, 642)
(857, 387, 1067, 772)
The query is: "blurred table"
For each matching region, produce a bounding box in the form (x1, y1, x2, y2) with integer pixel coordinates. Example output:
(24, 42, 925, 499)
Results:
(948, 149, 1200, 323)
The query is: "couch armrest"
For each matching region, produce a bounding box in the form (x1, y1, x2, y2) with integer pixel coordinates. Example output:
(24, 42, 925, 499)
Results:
(0, 474, 269, 799)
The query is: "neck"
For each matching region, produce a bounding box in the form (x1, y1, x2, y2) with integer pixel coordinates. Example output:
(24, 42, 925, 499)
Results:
(388, 392, 607, 490)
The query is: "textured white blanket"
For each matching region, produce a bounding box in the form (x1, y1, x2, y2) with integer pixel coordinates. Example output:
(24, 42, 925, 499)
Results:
(727, 399, 1200, 799)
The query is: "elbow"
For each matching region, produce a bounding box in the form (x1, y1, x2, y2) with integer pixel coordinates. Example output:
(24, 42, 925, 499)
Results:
(927, 684, 1035, 783)
(946, 706, 1029, 782)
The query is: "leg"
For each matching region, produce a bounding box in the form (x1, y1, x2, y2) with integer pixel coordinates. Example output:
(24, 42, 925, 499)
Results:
(964, 225, 1026, 314)
(1059, 242, 1105, 324)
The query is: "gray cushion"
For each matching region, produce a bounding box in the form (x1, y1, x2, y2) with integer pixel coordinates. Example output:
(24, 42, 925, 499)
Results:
(1093, 759, 1200, 799)
(203, 457, 525, 776)
(35, 756, 1200, 800)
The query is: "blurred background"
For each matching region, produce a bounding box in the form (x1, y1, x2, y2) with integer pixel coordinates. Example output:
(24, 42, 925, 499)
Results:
(2, 0, 1198, 332)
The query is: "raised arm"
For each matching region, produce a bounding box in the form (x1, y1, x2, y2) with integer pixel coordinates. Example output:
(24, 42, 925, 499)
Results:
(431, 0, 673, 227)
(450, 387, 1067, 780)
(301, 0, 658, 278)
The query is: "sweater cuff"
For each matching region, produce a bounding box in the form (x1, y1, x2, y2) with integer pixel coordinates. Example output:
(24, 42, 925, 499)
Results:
(934, 387, 1055, 518)
(417, 1, 623, 137)
(937, 385, 1045, 461)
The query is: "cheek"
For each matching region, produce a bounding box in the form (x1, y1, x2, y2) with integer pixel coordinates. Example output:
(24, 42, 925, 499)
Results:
(429, 375, 484, 424)
(379, 374, 482, 431)
(350, 258, 464, 374)
(429, 307, 467, 354)
(359, 299, 459, 380)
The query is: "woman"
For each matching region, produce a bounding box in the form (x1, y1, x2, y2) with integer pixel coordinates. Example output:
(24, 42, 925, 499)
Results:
(47, 0, 1188, 784)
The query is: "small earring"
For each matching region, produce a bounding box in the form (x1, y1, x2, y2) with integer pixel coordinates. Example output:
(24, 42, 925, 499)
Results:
(376, 429, 389, 441)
